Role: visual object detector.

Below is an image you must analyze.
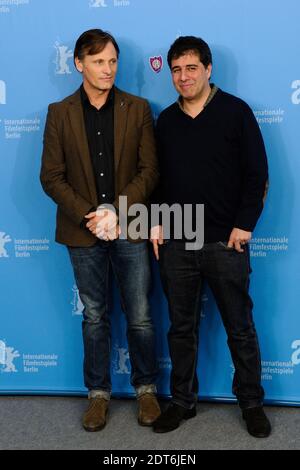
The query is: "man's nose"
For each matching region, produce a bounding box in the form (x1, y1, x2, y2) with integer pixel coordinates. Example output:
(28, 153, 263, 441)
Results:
(179, 69, 188, 81)
(103, 63, 112, 74)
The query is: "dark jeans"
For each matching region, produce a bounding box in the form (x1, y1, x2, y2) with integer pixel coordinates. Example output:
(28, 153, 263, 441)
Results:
(68, 239, 157, 393)
(159, 240, 264, 410)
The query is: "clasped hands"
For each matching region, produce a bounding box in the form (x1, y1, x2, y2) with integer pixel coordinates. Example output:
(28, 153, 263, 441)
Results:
(85, 206, 121, 241)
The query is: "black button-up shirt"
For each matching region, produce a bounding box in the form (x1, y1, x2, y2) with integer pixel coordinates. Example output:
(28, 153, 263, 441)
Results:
(81, 85, 115, 206)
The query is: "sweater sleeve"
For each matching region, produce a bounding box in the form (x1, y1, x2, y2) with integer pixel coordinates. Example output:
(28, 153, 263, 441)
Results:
(148, 114, 165, 229)
(234, 104, 268, 231)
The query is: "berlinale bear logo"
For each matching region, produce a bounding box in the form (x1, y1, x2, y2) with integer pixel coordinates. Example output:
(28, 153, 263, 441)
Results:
(113, 345, 130, 374)
(0, 232, 12, 257)
(54, 42, 73, 75)
(0, 341, 20, 373)
(71, 285, 84, 316)
(89, 0, 108, 6)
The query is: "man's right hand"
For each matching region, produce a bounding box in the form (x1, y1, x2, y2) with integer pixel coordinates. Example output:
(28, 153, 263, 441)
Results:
(150, 225, 164, 260)
(85, 206, 120, 241)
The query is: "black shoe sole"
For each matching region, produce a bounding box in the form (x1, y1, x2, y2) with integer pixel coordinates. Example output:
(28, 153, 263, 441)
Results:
(243, 423, 272, 438)
(153, 407, 196, 433)
(242, 415, 271, 438)
(183, 407, 197, 419)
(247, 430, 271, 438)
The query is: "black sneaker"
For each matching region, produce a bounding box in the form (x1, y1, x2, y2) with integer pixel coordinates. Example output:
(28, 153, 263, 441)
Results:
(242, 406, 271, 438)
(152, 403, 196, 433)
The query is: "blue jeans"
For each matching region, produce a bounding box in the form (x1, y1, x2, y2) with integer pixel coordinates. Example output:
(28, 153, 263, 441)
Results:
(159, 241, 264, 410)
(68, 240, 157, 394)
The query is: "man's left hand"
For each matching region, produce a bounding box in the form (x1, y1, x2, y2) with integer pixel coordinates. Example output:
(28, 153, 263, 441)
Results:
(227, 228, 252, 252)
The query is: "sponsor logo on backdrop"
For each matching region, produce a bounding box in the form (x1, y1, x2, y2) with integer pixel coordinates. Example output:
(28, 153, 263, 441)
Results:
(261, 340, 300, 381)
(0, 116, 40, 140)
(112, 344, 130, 374)
(0, 340, 20, 372)
(0, 231, 50, 259)
(249, 236, 289, 258)
(54, 42, 73, 75)
(89, 0, 130, 8)
(254, 108, 285, 126)
(71, 285, 84, 316)
(291, 339, 300, 365)
(231, 340, 300, 381)
(0, 232, 12, 257)
(23, 353, 59, 373)
(291, 80, 300, 104)
(0, 340, 58, 374)
(149, 56, 163, 74)
(0, 0, 30, 15)
(0, 80, 6, 104)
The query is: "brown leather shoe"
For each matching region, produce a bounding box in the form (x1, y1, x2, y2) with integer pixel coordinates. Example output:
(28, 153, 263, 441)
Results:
(137, 393, 161, 426)
(82, 397, 109, 432)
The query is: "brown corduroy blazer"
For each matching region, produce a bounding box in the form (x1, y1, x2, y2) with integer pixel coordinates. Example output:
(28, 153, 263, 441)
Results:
(40, 87, 159, 246)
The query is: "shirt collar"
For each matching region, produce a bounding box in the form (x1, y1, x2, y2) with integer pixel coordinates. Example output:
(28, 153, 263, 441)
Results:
(177, 83, 219, 113)
(80, 84, 115, 109)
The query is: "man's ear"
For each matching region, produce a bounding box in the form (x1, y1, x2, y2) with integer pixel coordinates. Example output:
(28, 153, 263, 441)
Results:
(206, 63, 212, 80)
(74, 57, 83, 73)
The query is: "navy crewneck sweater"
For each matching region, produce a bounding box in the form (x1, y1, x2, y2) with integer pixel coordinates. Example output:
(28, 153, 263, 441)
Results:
(155, 87, 268, 243)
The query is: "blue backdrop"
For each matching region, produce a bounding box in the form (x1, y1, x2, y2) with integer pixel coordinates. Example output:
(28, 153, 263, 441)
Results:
(1, 0, 300, 405)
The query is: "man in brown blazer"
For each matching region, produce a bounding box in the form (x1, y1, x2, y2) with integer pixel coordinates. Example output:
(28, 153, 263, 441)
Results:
(40, 29, 160, 432)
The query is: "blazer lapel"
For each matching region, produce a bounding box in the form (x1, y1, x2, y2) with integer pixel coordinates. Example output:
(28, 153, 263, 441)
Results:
(114, 88, 130, 172)
(68, 90, 98, 205)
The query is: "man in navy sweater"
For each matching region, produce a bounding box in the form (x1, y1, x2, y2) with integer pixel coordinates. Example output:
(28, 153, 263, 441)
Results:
(151, 36, 270, 437)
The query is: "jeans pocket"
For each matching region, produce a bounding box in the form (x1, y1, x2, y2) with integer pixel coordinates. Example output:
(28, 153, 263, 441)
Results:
(159, 239, 171, 248)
